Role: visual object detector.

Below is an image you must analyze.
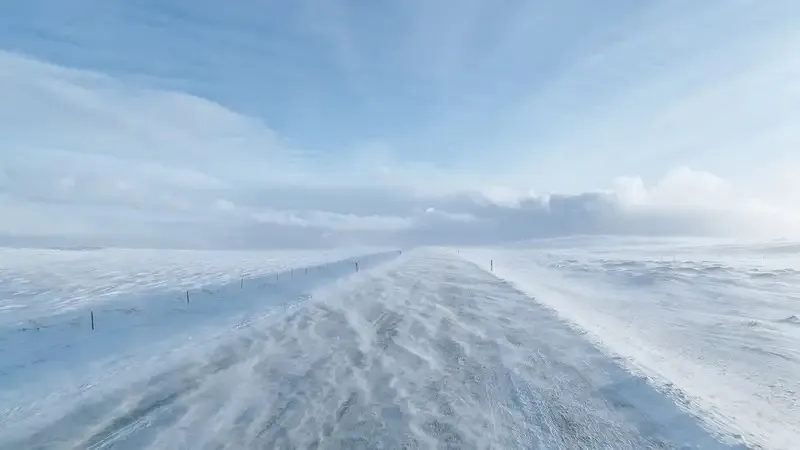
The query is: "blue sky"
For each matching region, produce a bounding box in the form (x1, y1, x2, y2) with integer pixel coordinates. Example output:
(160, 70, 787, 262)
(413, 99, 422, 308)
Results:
(0, 0, 652, 175)
(1, 0, 800, 247)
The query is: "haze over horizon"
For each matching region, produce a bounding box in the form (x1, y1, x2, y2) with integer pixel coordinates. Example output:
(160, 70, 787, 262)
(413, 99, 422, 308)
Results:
(2, 0, 800, 248)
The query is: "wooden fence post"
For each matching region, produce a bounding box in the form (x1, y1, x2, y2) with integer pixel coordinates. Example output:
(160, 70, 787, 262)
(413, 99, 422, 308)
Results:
(91, 311, 94, 330)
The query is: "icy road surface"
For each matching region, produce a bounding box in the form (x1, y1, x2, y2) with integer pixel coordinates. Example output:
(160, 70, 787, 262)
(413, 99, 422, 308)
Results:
(1, 248, 740, 449)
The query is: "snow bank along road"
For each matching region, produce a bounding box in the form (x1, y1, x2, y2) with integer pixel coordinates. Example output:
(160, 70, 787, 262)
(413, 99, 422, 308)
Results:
(1, 248, 747, 449)
(461, 238, 800, 450)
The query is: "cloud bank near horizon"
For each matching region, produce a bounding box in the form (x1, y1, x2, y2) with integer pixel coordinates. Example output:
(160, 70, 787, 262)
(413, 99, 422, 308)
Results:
(1, 51, 798, 249)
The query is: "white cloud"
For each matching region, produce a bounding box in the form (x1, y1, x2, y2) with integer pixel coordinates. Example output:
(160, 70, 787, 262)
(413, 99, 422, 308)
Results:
(2, 49, 800, 249)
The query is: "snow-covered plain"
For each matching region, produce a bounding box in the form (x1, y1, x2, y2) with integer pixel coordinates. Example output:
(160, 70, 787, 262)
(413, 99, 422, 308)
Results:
(3, 240, 790, 448)
(0, 246, 385, 324)
(0, 247, 394, 439)
(461, 237, 800, 450)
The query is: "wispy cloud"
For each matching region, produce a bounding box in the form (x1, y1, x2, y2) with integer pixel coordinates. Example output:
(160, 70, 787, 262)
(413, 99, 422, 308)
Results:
(1, 1, 799, 248)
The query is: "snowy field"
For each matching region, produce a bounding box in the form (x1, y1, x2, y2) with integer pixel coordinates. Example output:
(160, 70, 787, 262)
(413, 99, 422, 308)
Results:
(0, 247, 394, 441)
(461, 237, 800, 450)
(0, 239, 792, 448)
(0, 246, 386, 324)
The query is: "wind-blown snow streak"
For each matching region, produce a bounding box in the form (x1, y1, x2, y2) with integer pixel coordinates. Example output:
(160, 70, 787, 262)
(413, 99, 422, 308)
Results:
(1, 249, 737, 449)
(461, 237, 800, 450)
(0, 249, 395, 427)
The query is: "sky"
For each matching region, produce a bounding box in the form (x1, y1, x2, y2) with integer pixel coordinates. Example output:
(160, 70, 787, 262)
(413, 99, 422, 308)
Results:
(1, 0, 800, 248)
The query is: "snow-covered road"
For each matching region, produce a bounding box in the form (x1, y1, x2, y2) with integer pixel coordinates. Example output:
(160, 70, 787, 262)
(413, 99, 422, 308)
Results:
(1, 248, 740, 449)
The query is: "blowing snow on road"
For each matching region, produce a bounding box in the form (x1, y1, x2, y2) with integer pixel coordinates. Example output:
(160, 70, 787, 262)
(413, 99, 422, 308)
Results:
(1, 244, 771, 449)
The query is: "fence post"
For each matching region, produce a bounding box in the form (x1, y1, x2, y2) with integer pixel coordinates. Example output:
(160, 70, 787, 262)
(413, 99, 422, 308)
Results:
(355, 261, 359, 272)
(91, 311, 94, 330)
(241, 278, 243, 289)
(186, 290, 190, 304)
(490, 260, 493, 271)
